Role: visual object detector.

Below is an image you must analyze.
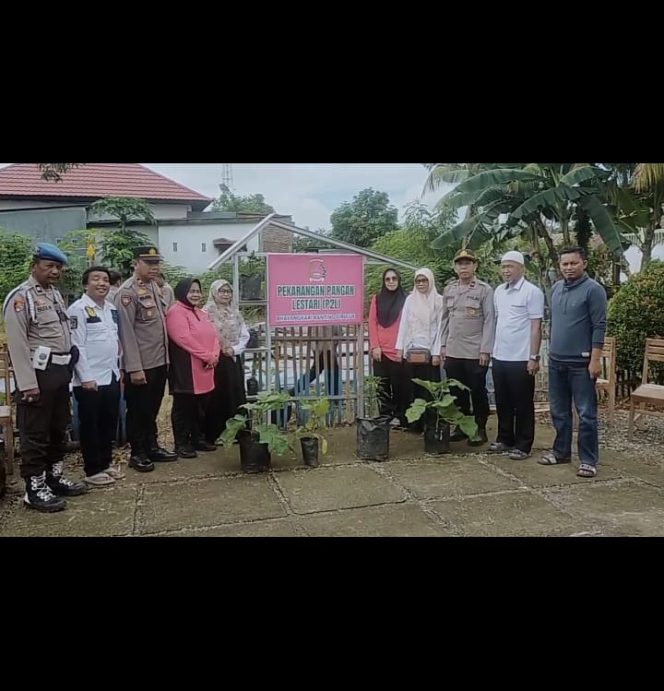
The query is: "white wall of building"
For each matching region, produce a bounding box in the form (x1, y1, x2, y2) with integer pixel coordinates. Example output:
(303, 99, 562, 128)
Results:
(625, 243, 664, 274)
(158, 222, 260, 272)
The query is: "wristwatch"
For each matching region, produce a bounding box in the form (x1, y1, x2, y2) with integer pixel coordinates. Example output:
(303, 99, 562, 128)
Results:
(529, 355, 540, 361)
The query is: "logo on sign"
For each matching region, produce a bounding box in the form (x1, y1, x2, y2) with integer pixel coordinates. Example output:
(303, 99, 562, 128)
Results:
(308, 259, 327, 283)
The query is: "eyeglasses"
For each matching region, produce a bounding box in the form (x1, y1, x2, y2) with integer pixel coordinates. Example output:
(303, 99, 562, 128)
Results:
(415, 278, 429, 284)
(218, 289, 233, 294)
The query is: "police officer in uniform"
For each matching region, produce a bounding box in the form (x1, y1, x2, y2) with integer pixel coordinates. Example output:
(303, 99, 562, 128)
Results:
(4, 243, 87, 512)
(440, 249, 495, 446)
(114, 246, 177, 471)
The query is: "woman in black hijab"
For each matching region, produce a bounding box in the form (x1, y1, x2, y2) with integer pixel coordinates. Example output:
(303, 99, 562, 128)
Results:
(368, 268, 411, 427)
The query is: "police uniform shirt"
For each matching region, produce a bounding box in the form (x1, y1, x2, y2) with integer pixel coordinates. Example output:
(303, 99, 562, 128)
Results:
(440, 278, 495, 359)
(113, 276, 169, 373)
(68, 294, 120, 386)
(3, 276, 71, 391)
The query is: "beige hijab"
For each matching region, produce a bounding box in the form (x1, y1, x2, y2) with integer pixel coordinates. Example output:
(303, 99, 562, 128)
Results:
(407, 267, 442, 336)
(203, 279, 244, 347)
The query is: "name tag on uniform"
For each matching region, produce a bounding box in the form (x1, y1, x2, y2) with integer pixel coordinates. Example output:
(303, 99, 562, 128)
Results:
(466, 306, 480, 317)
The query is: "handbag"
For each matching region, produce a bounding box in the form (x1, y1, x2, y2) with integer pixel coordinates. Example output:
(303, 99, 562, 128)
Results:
(406, 348, 431, 364)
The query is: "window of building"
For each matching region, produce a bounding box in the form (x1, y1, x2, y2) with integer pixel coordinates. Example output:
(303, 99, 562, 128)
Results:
(172, 242, 178, 252)
(201, 242, 207, 252)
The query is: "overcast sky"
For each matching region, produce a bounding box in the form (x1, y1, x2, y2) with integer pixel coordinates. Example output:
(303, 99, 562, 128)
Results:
(143, 163, 440, 230)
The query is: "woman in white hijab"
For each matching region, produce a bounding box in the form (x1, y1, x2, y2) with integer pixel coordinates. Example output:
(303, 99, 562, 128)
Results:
(202, 279, 250, 444)
(395, 267, 443, 430)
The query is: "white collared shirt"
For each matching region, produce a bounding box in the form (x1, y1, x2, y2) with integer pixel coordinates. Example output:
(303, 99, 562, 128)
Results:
(493, 276, 544, 361)
(68, 293, 120, 386)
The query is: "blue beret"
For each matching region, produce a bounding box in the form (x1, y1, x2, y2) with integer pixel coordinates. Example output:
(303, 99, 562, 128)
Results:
(34, 242, 68, 265)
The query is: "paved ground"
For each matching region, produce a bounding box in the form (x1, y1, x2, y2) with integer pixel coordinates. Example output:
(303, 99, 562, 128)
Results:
(1, 415, 662, 537)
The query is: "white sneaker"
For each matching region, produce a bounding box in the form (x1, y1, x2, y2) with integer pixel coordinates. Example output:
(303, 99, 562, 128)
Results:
(105, 463, 126, 480)
(390, 417, 401, 428)
(85, 472, 116, 486)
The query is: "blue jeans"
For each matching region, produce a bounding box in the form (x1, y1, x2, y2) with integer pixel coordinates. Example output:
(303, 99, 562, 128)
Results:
(548, 360, 599, 466)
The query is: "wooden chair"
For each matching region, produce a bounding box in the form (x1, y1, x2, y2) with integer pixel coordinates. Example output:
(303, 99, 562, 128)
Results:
(628, 337, 664, 440)
(596, 336, 617, 425)
(0, 345, 16, 476)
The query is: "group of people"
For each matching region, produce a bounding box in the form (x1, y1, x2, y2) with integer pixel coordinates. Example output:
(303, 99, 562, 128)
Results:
(4, 239, 608, 513)
(4, 244, 250, 512)
(369, 245, 607, 479)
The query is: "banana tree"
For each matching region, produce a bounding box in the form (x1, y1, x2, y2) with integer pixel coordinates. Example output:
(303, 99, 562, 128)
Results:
(425, 163, 628, 289)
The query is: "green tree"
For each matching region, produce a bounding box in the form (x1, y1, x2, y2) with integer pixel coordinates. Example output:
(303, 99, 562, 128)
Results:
(38, 163, 80, 181)
(625, 163, 664, 271)
(425, 163, 627, 290)
(330, 188, 399, 248)
(0, 229, 34, 304)
(608, 260, 664, 381)
(212, 189, 275, 214)
(90, 197, 155, 275)
(293, 228, 330, 252)
(58, 228, 98, 299)
(366, 201, 457, 297)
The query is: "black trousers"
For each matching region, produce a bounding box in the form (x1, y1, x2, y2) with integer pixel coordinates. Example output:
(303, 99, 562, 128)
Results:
(444, 357, 489, 428)
(373, 355, 412, 423)
(172, 392, 210, 448)
(124, 365, 167, 457)
(406, 361, 441, 432)
(73, 374, 120, 477)
(16, 363, 71, 479)
(205, 356, 246, 444)
(492, 359, 535, 453)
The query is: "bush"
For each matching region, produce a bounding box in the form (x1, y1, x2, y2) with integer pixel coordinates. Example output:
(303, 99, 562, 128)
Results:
(0, 229, 34, 305)
(608, 260, 664, 382)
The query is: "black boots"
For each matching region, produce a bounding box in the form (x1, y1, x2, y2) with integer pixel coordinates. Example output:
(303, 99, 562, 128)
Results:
(147, 446, 178, 462)
(128, 455, 155, 472)
(24, 472, 67, 512)
(46, 461, 88, 496)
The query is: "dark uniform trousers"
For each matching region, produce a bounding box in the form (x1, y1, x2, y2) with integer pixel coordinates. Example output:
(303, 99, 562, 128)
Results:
(124, 365, 167, 457)
(444, 357, 489, 427)
(172, 392, 211, 448)
(73, 373, 120, 476)
(373, 354, 412, 424)
(16, 363, 71, 479)
(492, 359, 535, 453)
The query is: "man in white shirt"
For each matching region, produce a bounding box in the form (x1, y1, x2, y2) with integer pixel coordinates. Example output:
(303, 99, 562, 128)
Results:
(68, 266, 124, 486)
(490, 251, 544, 460)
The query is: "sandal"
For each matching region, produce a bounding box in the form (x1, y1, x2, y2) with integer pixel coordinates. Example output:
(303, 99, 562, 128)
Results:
(85, 472, 116, 486)
(105, 463, 126, 480)
(538, 451, 571, 465)
(509, 449, 531, 460)
(576, 463, 597, 478)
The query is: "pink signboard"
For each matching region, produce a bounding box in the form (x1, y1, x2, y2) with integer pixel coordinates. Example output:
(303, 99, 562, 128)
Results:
(268, 253, 365, 326)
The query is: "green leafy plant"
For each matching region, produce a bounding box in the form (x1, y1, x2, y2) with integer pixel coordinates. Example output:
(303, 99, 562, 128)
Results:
(362, 374, 385, 419)
(239, 252, 265, 278)
(296, 396, 330, 454)
(220, 390, 293, 454)
(406, 378, 478, 437)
